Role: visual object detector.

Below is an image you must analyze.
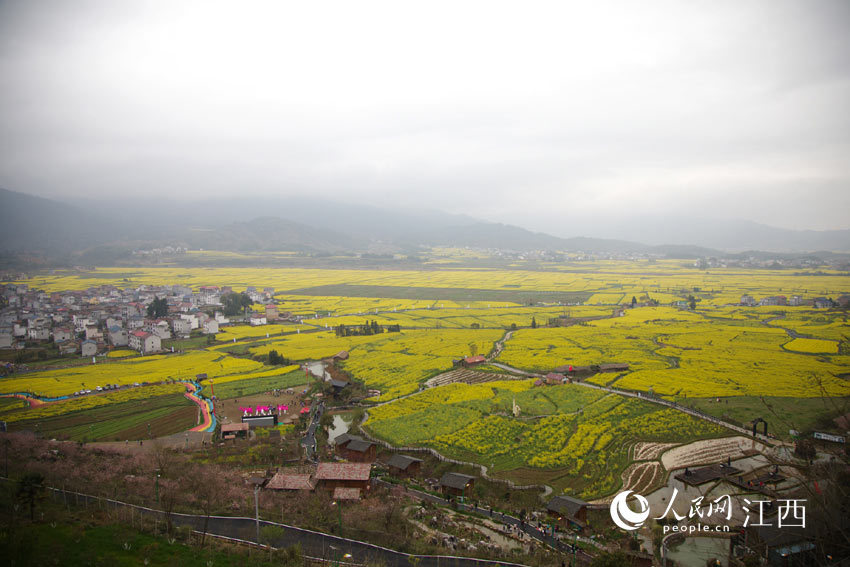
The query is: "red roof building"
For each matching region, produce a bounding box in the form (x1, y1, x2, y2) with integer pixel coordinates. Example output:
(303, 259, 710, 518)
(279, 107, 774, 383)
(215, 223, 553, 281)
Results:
(461, 355, 486, 367)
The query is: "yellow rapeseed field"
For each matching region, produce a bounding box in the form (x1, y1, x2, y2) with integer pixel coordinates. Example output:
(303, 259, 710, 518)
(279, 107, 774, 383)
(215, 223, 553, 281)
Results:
(252, 328, 504, 400)
(0, 351, 263, 398)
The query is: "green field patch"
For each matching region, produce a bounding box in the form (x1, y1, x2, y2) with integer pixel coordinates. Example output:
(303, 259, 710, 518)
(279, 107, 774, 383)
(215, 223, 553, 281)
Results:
(0, 522, 283, 567)
(0, 397, 27, 413)
(670, 395, 850, 440)
(367, 381, 726, 499)
(211, 369, 309, 399)
(365, 405, 482, 446)
(7, 394, 195, 441)
(285, 284, 591, 305)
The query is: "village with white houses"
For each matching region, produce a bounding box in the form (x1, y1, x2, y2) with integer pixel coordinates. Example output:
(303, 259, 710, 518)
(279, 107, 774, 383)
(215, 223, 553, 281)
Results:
(0, 282, 298, 360)
(2, 278, 848, 363)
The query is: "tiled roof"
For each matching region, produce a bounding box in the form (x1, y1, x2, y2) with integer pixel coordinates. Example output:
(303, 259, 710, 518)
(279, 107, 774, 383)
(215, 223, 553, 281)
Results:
(386, 454, 422, 471)
(332, 487, 361, 501)
(440, 472, 475, 490)
(345, 439, 374, 453)
(266, 473, 316, 491)
(546, 495, 588, 518)
(315, 462, 371, 481)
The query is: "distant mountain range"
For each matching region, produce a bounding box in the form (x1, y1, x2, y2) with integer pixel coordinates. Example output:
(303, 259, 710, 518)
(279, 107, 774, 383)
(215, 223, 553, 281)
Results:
(2, 187, 849, 264)
(550, 215, 850, 253)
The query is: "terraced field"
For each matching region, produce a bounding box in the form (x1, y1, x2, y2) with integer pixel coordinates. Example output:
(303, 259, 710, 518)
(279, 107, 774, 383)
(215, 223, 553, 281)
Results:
(425, 368, 522, 388)
(6, 393, 196, 442)
(366, 382, 727, 498)
(660, 436, 766, 470)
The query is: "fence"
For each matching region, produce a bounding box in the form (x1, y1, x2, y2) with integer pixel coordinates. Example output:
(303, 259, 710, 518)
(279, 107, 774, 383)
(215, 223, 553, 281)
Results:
(2, 478, 537, 567)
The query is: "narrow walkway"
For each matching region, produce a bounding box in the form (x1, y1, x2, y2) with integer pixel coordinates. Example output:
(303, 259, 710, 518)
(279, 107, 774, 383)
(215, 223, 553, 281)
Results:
(33, 481, 543, 567)
(488, 360, 761, 441)
(380, 480, 597, 560)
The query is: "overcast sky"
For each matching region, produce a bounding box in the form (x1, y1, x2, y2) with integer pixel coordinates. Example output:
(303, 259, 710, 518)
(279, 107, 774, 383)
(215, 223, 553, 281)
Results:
(1, 0, 848, 234)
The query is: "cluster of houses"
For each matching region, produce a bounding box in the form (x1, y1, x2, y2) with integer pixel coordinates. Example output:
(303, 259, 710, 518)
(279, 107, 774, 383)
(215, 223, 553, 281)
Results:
(257, 452, 591, 531)
(739, 294, 847, 308)
(0, 282, 290, 356)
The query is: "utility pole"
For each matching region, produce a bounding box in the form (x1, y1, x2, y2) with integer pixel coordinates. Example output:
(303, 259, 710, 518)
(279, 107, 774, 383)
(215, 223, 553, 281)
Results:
(571, 533, 577, 567)
(254, 485, 260, 545)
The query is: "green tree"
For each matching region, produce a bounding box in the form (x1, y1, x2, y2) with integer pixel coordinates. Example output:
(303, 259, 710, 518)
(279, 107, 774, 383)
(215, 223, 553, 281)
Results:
(688, 295, 697, 310)
(146, 297, 168, 318)
(469, 342, 478, 357)
(268, 349, 283, 365)
(260, 525, 285, 560)
(631, 296, 637, 307)
(222, 292, 253, 316)
(16, 472, 45, 522)
(590, 551, 631, 567)
(319, 412, 333, 429)
(531, 316, 537, 329)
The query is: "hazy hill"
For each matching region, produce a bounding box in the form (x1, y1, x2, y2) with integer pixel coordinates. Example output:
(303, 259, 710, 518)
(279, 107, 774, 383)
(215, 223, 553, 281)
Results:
(0, 187, 113, 253)
(1, 188, 848, 261)
(182, 216, 364, 253)
(558, 215, 850, 253)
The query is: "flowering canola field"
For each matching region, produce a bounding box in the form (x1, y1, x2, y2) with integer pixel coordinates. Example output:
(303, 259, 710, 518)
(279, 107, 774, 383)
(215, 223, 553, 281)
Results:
(365, 381, 725, 498)
(251, 329, 504, 400)
(0, 351, 263, 398)
(7, 260, 848, 453)
(498, 307, 850, 398)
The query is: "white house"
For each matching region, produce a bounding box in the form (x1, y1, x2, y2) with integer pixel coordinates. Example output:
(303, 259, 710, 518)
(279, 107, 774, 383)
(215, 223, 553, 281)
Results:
(197, 286, 221, 306)
(150, 321, 172, 340)
(85, 325, 103, 340)
(180, 313, 200, 330)
(172, 318, 192, 337)
(27, 327, 50, 341)
(108, 326, 129, 347)
(129, 330, 161, 354)
(203, 319, 219, 334)
(53, 327, 73, 343)
(73, 315, 93, 332)
(249, 314, 267, 326)
(81, 340, 98, 357)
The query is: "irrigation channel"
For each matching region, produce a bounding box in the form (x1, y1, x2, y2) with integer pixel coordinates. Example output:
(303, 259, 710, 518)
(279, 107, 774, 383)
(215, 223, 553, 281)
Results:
(14, 479, 582, 567)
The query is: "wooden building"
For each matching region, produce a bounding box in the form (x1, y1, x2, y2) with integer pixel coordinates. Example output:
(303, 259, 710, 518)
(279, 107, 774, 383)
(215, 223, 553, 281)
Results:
(335, 434, 377, 463)
(315, 462, 372, 491)
(386, 454, 423, 478)
(546, 495, 588, 530)
(221, 422, 250, 440)
(439, 472, 476, 498)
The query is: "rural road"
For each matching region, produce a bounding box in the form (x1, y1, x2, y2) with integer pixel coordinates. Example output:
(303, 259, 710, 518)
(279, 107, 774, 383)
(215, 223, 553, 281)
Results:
(41, 484, 555, 567)
(300, 399, 323, 460)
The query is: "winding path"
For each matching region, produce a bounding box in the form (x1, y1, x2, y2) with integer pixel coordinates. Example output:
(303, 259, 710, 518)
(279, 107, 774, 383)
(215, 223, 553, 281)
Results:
(182, 381, 216, 433)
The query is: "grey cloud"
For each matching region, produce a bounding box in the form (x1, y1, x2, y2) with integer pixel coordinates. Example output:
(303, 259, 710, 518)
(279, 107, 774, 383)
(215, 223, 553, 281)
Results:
(0, 0, 848, 233)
